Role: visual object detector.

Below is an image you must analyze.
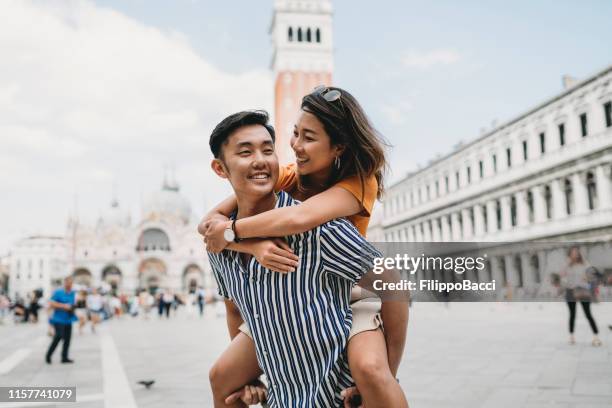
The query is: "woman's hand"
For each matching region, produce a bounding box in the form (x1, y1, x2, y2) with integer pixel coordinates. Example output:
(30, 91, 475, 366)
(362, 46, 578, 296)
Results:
(224, 381, 267, 406)
(250, 238, 299, 273)
(204, 219, 232, 253)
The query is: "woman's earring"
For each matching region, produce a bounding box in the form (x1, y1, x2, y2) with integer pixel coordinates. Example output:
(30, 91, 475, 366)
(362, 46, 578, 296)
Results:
(334, 156, 341, 169)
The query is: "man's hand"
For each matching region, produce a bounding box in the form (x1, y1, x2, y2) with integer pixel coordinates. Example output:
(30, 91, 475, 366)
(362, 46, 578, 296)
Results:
(341, 386, 364, 408)
(204, 219, 232, 253)
(224, 381, 267, 406)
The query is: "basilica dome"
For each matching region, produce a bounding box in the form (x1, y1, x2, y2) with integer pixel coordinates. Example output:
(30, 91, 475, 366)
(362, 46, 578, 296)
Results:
(142, 177, 192, 225)
(97, 199, 131, 229)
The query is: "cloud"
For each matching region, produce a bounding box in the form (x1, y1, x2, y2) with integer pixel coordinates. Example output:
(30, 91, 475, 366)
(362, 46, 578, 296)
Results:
(0, 0, 273, 251)
(380, 101, 414, 125)
(402, 49, 462, 69)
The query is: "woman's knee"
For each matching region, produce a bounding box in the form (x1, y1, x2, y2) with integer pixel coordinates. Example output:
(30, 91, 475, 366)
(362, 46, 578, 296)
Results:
(209, 359, 231, 394)
(351, 351, 391, 384)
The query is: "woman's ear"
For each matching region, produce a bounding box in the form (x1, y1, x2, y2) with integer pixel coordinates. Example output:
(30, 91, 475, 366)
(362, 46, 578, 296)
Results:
(334, 144, 346, 157)
(211, 159, 229, 179)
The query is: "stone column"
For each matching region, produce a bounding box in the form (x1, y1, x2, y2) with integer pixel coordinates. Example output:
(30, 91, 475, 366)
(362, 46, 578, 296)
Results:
(423, 221, 432, 242)
(407, 225, 415, 242)
(571, 172, 589, 215)
(486, 200, 497, 235)
(473, 204, 485, 237)
(432, 219, 441, 242)
(550, 178, 566, 220)
(500, 196, 512, 231)
(441, 215, 451, 242)
(461, 208, 473, 240)
(532, 184, 547, 223)
(415, 223, 423, 242)
(504, 254, 516, 287)
(515, 190, 529, 227)
(451, 212, 461, 241)
(595, 164, 612, 210)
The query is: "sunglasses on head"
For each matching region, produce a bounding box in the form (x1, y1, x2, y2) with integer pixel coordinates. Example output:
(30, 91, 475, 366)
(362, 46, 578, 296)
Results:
(313, 85, 341, 102)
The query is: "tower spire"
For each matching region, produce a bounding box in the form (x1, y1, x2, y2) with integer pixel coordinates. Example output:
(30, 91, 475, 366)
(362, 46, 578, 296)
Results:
(270, 0, 334, 163)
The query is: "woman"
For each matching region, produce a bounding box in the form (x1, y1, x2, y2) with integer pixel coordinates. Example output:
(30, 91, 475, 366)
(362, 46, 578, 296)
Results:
(74, 290, 88, 335)
(560, 246, 601, 346)
(202, 86, 408, 407)
(86, 288, 104, 334)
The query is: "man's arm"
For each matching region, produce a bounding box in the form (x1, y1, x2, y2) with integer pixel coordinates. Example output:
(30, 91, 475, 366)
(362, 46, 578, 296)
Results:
(48, 300, 69, 310)
(224, 299, 243, 340)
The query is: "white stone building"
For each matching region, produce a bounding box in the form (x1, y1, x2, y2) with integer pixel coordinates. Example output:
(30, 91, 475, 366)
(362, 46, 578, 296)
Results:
(7, 177, 212, 299)
(369, 65, 612, 294)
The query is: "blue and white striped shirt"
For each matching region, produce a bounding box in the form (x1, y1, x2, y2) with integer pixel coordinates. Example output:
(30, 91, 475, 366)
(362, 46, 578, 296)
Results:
(208, 191, 381, 407)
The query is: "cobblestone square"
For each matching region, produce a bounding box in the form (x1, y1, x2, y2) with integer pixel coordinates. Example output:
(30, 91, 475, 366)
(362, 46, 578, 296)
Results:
(1, 302, 611, 407)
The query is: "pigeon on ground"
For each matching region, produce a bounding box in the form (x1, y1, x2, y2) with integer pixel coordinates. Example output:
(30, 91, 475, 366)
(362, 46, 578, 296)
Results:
(137, 380, 155, 389)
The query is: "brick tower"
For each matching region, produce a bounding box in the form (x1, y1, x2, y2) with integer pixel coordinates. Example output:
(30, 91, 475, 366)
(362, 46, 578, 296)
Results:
(270, 0, 334, 163)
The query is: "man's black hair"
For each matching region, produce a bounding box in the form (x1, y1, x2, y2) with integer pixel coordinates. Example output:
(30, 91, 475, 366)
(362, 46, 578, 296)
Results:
(209, 110, 275, 159)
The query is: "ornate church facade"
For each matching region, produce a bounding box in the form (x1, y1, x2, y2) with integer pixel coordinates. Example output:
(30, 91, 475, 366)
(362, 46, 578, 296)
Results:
(8, 176, 211, 298)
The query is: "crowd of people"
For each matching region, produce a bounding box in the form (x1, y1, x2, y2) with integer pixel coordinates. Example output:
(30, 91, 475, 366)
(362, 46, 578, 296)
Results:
(0, 283, 211, 329)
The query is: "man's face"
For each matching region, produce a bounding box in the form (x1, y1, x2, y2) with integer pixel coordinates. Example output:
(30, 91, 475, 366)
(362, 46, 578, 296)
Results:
(64, 278, 73, 291)
(212, 124, 279, 198)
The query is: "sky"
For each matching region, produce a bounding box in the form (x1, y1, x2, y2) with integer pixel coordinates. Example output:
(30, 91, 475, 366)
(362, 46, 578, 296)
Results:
(1, 0, 611, 254)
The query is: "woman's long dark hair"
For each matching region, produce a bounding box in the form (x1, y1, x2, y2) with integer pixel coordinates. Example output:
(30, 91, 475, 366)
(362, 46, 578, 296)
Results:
(300, 86, 390, 201)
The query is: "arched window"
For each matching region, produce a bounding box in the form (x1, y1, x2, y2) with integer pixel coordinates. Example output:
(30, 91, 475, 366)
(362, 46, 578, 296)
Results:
(526, 190, 534, 222)
(514, 255, 523, 287)
(530, 254, 541, 284)
(485, 260, 493, 282)
(306, 28, 312, 42)
(483, 206, 488, 232)
(316, 28, 321, 43)
(586, 171, 597, 210)
(495, 200, 502, 230)
(137, 228, 171, 252)
(288, 27, 293, 42)
(544, 185, 552, 219)
(499, 257, 507, 286)
(469, 208, 475, 231)
(297, 27, 303, 42)
(564, 178, 573, 215)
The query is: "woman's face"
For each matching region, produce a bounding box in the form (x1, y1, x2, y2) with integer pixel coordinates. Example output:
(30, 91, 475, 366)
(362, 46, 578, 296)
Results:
(291, 110, 342, 176)
(569, 247, 581, 262)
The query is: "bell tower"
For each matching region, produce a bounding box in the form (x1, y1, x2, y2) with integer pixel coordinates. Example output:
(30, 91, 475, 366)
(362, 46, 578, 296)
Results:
(270, 0, 334, 163)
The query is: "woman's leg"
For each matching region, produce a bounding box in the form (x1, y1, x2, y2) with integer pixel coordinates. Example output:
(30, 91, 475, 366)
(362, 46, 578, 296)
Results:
(209, 332, 263, 408)
(567, 301, 577, 334)
(347, 329, 408, 408)
(580, 302, 599, 334)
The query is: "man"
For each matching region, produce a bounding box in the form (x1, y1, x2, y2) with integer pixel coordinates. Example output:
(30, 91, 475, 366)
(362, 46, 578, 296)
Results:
(206, 110, 390, 407)
(46, 276, 77, 364)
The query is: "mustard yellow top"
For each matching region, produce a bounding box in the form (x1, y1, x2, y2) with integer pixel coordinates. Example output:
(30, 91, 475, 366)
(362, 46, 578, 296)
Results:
(274, 163, 377, 236)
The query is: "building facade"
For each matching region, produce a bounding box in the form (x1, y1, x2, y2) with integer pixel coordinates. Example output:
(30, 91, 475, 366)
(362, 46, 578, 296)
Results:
(270, 0, 334, 163)
(7, 177, 212, 299)
(369, 66, 612, 295)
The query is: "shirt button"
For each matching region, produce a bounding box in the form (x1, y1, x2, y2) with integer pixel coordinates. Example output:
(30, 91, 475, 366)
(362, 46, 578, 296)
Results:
(254, 313, 259, 319)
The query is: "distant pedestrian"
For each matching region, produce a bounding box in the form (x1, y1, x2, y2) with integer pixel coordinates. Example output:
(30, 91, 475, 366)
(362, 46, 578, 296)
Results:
(162, 291, 173, 318)
(87, 288, 104, 333)
(559, 246, 602, 347)
(46, 277, 77, 364)
(0, 292, 9, 324)
(196, 286, 205, 317)
(74, 290, 88, 335)
(139, 290, 153, 320)
(29, 290, 42, 323)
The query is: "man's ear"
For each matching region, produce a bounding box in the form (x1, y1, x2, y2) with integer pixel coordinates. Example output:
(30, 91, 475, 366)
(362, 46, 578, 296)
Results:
(211, 159, 229, 179)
